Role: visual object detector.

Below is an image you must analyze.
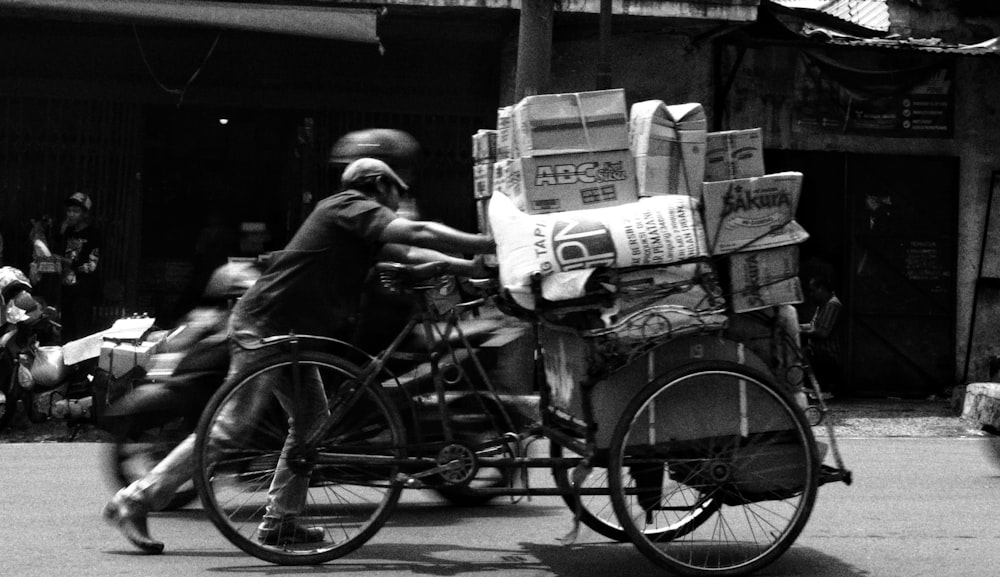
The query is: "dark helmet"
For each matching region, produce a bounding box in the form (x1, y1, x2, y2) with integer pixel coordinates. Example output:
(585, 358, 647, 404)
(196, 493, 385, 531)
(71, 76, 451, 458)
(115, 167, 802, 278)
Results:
(202, 261, 262, 302)
(328, 129, 420, 185)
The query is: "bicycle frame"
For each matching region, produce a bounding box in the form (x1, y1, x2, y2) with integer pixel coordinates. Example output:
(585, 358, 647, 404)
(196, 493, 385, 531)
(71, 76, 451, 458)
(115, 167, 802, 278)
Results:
(225, 266, 851, 498)
(285, 278, 520, 470)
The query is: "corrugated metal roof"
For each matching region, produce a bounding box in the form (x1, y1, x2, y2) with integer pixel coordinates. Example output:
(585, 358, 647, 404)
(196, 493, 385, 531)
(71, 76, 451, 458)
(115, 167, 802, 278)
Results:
(765, 1, 1000, 56)
(770, 0, 889, 32)
(807, 30, 1000, 55)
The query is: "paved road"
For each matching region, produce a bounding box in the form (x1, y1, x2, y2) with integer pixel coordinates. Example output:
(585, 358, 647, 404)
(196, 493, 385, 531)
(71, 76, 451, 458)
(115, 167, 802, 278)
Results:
(4, 437, 1000, 577)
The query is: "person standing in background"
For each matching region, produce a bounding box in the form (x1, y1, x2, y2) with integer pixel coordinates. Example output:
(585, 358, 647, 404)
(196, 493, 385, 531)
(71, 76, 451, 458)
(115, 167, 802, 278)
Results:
(58, 192, 103, 342)
(799, 275, 844, 399)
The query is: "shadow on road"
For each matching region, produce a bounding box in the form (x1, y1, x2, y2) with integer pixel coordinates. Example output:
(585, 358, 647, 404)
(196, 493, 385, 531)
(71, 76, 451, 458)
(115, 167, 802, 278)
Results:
(141, 498, 866, 576)
(187, 537, 865, 577)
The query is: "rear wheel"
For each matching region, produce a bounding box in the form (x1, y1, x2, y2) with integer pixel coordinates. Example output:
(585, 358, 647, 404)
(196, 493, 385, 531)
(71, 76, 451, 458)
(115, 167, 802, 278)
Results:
(550, 442, 623, 541)
(193, 351, 406, 565)
(550, 442, 718, 542)
(608, 361, 819, 577)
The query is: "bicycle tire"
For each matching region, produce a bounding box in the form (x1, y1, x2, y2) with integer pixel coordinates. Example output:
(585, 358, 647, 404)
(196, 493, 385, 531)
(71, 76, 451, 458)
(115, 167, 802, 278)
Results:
(193, 350, 406, 565)
(550, 442, 718, 543)
(608, 361, 819, 577)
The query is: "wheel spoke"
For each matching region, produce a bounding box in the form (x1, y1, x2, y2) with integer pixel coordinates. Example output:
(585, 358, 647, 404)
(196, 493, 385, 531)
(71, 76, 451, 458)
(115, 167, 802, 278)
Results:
(608, 362, 819, 576)
(194, 353, 404, 565)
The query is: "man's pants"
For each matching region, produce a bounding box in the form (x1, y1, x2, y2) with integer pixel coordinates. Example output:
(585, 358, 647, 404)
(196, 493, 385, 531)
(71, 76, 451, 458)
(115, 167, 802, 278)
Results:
(118, 336, 330, 521)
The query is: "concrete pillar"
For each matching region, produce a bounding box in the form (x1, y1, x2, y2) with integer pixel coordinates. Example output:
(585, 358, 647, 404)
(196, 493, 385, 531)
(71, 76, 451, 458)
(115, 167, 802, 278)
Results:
(596, 0, 613, 89)
(514, 0, 553, 102)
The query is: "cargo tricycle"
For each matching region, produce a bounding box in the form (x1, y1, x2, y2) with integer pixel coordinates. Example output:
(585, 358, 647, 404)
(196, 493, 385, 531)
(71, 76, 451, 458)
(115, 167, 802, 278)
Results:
(191, 260, 851, 576)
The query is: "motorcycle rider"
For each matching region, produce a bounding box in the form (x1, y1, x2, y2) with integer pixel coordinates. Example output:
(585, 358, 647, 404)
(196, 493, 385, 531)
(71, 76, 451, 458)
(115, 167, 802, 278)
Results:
(101, 260, 263, 433)
(102, 156, 494, 553)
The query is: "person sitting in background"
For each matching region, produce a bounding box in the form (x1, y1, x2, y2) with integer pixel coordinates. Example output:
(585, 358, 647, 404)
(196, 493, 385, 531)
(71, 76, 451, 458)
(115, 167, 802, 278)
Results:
(799, 276, 843, 399)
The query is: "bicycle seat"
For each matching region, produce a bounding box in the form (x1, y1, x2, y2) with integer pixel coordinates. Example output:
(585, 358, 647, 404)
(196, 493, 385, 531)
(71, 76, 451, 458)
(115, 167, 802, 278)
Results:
(375, 261, 450, 293)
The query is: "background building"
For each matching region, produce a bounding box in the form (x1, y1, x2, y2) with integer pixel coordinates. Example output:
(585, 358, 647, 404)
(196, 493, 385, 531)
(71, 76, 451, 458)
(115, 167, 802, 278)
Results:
(1, 0, 998, 398)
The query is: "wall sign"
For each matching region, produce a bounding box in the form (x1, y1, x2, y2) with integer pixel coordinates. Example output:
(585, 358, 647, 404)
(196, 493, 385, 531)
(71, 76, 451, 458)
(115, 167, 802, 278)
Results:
(794, 52, 955, 138)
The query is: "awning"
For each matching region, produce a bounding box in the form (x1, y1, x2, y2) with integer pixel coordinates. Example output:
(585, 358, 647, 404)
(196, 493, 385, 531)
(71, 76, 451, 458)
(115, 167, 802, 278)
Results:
(758, 0, 1000, 56)
(799, 27, 1000, 56)
(768, 0, 889, 33)
(0, 0, 380, 43)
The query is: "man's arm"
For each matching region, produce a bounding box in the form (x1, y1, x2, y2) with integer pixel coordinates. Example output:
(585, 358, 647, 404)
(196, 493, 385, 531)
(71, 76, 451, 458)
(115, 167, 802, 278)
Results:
(379, 244, 485, 277)
(802, 300, 841, 339)
(379, 218, 494, 255)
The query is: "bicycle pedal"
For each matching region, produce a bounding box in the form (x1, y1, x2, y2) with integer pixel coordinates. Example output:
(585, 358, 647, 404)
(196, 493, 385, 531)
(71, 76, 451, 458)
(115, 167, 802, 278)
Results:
(396, 474, 424, 489)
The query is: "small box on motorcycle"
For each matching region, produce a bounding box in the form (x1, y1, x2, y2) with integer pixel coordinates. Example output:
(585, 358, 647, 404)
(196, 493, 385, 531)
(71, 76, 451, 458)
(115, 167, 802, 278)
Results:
(99, 340, 161, 379)
(97, 317, 163, 379)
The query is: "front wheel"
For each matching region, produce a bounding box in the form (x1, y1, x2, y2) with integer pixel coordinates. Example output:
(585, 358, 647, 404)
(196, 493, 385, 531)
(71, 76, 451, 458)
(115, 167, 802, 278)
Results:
(193, 351, 406, 565)
(608, 361, 819, 577)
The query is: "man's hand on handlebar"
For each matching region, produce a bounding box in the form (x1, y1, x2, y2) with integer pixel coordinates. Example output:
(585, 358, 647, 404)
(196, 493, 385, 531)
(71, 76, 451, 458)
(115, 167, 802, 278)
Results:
(466, 254, 494, 280)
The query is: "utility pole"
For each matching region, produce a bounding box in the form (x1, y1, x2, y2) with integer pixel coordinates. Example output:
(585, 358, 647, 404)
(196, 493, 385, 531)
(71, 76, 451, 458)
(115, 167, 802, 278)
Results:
(596, 0, 613, 89)
(514, 0, 553, 102)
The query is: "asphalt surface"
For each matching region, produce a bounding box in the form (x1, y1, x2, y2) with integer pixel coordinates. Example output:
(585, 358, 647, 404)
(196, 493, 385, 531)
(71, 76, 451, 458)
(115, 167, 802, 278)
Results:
(0, 395, 985, 443)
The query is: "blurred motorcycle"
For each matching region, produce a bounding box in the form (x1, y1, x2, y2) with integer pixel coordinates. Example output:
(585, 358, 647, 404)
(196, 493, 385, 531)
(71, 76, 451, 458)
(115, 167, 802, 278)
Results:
(102, 261, 263, 509)
(0, 266, 45, 430)
(0, 266, 97, 432)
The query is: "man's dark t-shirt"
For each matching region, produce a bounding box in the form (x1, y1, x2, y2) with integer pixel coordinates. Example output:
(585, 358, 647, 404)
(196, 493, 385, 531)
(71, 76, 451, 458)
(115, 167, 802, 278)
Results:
(231, 190, 396, 340)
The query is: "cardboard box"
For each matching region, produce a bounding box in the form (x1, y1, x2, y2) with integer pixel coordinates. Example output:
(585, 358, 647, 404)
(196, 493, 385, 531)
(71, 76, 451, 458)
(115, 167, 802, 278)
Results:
(512, 89, 629, 156)
(99, 339, 161, 378)
(473, 162, 492, 199)
(492, 159, 515, 202)
(704, 128, 765, 182)
(496, 106, 514, 160)
(702, 172, 809, 254)
(471, 129, 497, 162)
(728, 245, 804, 313)
(62, 316, 157, 365)
(476, 197, 491, 235)
(630, 100, 707, 197)
(510, 149, 639, 214)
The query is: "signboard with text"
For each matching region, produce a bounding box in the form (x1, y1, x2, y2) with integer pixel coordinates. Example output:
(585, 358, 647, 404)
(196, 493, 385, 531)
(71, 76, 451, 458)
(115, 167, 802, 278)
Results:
(794, 55, 954, 138)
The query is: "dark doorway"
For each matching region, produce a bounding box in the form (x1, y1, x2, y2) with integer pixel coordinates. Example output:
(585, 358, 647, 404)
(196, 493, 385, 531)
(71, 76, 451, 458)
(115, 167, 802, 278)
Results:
(139, 106, 296, 323)
(765, 150, 958, 398)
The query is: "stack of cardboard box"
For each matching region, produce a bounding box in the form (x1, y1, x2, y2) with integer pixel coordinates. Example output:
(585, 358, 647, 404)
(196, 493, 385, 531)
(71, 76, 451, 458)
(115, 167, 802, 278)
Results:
(471, 129, 497, 236)
(493, 89, 638, 215)
(471, 89, 808, 315)
(700, 128, 808, 313)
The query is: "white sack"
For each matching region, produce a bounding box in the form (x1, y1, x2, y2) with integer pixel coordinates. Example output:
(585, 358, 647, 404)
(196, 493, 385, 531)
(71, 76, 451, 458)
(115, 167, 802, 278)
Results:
(489, 192, 709, 308)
